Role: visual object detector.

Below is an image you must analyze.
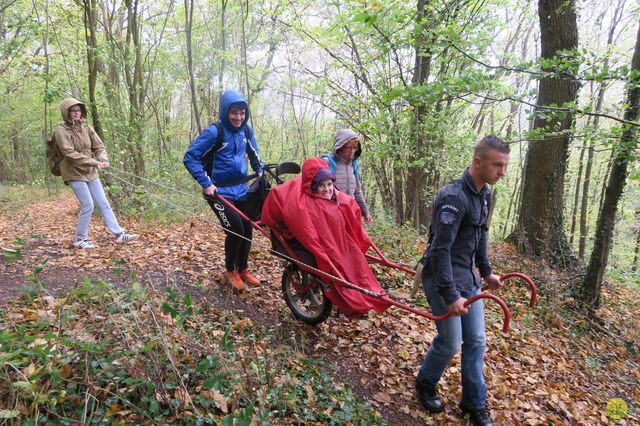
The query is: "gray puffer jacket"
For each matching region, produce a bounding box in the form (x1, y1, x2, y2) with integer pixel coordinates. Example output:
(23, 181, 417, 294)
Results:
(322, 129, 369, 217)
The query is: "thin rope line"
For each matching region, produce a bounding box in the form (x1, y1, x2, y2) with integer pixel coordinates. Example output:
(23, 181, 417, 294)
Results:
(100, 168, 343, 284)
(108, 166, 206, 202)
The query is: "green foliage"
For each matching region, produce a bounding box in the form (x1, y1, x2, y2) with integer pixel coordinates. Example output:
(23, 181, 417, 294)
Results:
(0, 274, 384, 424)
(368, 218, 426, 265)
(0, 187, 57, 216)
(162, 287, 194, 328)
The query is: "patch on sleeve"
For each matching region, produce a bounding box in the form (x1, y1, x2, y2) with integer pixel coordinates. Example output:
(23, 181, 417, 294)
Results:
(439, 210, 458, 225)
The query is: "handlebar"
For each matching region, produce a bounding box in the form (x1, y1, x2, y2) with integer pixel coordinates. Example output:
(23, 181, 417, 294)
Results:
(482, 272, 537, 308)
(381, 291, 511, 332)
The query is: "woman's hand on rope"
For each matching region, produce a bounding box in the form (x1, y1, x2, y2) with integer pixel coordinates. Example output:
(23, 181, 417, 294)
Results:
(203, 184, 217, 197)
(97, 162, 110, 169)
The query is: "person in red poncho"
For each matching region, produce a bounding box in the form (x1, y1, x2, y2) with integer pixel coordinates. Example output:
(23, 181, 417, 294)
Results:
(261, 157, 391, 318)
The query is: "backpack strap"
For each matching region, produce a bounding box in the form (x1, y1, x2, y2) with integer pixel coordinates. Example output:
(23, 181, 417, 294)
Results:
(201, 121, 225, 176)
(212, 121, 224, 150)
(320, 154, 336, 173)
(321, 154, 360, 181)
(353, 158, 360, 180)
(243, 124, 254, 155)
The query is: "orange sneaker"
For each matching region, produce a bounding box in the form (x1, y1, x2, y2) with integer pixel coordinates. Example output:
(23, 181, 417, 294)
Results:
(223, 271, 247, 291)
(238, 270, 261, 287)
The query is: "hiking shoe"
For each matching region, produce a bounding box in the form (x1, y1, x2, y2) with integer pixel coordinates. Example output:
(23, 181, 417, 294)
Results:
(416, 384, 444, 413)
(73, 239, 96, 249)
(460, 404, 493, 426)
(238, 270, 261, 287)
(224, 271, 247, 291)
(115, 232, 138, 244)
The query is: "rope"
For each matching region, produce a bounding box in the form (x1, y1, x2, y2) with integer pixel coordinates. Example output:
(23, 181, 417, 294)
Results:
(100, 167, 341, 282)
(101, 167, 254, 245)
(105, 166, 207, 202)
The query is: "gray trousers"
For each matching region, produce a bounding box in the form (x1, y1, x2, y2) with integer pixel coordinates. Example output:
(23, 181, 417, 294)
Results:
(68, 178, 123, 241)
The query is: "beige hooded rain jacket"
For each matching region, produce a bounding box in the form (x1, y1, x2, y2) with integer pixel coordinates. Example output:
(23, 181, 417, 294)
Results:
(54, 98, 108, 182)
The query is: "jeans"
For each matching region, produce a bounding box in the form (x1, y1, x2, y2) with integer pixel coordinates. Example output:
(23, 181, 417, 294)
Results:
(416, 278, 487, 409)
(69, 179, 123, 241)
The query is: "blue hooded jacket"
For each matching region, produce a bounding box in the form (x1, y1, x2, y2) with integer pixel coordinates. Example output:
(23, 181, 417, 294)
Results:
(183, 90, 263, 200)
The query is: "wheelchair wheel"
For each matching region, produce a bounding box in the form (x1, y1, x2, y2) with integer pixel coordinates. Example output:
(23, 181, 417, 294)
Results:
(281, 262, 332, 325)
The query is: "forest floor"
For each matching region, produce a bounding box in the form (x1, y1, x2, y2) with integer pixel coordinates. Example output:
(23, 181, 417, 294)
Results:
(1, 187, 639, 425)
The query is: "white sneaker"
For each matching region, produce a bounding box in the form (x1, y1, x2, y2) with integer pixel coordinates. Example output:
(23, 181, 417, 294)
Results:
(73, 240, 96, 249)
(115, 233, 138, 244)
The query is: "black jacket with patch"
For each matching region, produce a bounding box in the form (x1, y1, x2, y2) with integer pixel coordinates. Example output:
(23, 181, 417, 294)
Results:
(423, 168, 492, 305)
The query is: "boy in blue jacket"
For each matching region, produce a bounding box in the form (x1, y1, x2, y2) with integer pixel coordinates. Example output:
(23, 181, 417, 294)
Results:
(183, 90, 263, 291)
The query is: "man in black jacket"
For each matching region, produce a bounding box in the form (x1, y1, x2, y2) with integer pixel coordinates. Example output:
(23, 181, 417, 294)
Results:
(416, 136, 510, 426)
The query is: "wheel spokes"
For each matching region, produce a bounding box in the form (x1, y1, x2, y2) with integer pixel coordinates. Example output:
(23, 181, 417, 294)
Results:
(305, 289, 322, 307)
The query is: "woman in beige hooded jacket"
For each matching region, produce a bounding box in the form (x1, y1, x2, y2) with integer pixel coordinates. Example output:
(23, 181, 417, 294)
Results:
(55, 98, 137, 249)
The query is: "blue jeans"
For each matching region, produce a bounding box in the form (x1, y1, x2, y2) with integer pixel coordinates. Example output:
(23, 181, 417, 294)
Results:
(69, 179, 123, 241)
(416, 278, 487, 410)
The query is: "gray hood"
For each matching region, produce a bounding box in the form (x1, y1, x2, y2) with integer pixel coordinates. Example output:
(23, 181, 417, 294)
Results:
(332, 128, 362, 159)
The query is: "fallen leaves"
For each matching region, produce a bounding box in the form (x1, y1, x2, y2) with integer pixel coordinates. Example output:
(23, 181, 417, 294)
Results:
(201, 389, 229, 413)
(1, 189, 639, 425)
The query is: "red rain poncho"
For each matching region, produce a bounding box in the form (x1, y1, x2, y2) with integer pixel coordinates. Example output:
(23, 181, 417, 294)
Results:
(261, 157, 390, 318)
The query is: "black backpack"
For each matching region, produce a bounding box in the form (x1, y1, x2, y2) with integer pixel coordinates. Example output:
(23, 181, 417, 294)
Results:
(243, 174, 271, 221)
(197, 121, 251, 177)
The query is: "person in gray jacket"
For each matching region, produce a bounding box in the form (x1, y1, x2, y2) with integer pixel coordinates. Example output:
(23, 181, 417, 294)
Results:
(321, 129, 372, 223)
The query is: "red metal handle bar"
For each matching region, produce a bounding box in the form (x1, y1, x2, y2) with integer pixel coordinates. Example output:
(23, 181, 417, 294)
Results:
(380, 292, 510, 332)
(281, 253, 511, 332)
(365, 243, 417, 275)
(482, 272, 537, 308)
(266, 227, 510, 331)
(213, 194, 510, 331)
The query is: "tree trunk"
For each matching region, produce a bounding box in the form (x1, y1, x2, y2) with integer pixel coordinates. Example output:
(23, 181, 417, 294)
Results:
(81, 0, 118, 194)
(501, 165, 521, 239)
(581, 21, 640, 309)
(83, 0, 105, 140)
(509, 0, 580, 265)
(218, 0, 228, 90)
(569, 136, 586, 247)
(578, 136, 595, 258)
(239, 0, 250, 99)
(405, 0, 432, 229)
(184, 0, 202, 135)
(124, 0, 145, 177)
(100, 2, 123, 111)
(42, 0, 57, 195)
(632, 208, 640, 273)
(577, 0, 622, 258)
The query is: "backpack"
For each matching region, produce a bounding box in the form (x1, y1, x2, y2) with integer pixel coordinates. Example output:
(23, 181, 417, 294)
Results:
(45, 133, 63, 176)
(243, 174, 272, 221)
(320, 154, 361, 180)
(198, 121, 252, 178)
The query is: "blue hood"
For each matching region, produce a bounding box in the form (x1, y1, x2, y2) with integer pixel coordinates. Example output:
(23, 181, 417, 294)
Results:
(219, 90, 250, 131)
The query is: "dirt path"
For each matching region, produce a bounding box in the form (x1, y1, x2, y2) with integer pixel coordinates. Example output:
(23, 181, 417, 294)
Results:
(0, 190, 428, 425)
